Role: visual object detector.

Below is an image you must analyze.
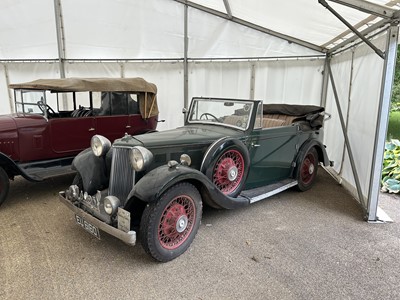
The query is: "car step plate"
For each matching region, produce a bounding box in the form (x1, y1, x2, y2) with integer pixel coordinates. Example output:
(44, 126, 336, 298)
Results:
(75, 214, 101, 239)
(241, 179, 298, 204)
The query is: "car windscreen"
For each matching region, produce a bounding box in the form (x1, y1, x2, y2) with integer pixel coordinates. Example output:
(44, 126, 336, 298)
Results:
(187, 98, 255, 130)
(15, 90, 47, 115)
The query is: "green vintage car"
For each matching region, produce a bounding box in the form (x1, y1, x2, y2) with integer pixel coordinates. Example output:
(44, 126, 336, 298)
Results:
(59, 97, 331, 262)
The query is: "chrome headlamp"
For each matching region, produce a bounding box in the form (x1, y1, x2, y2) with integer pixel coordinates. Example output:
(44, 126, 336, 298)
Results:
(129, 146, 153, 171)
(91, 135, 111, 157)
(180, 154, 191, 166)
(104, 196, 120, 215)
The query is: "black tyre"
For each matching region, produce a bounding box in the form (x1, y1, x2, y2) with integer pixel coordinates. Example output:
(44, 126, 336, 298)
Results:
(140, 182, 202, 262)
(0, 167, 10, 207)
(296, 147, 319, 191)
(202, 139, 250, 198)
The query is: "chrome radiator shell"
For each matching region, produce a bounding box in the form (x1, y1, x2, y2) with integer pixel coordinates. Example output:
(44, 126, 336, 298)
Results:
(109, 146, 135, 204)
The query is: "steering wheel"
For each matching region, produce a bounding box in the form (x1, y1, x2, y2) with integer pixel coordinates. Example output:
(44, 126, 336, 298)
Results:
(200, 113, 219, 122)
(37, 100, 56, 117)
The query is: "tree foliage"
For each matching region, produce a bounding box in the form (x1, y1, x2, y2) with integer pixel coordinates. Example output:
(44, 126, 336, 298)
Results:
(391, 45, 400, 111)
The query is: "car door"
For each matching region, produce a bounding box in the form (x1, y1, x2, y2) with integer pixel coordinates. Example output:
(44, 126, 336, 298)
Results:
(50, 117, 96, 154)
(94, 92, 131, 142)
(245, 125, 300, 189)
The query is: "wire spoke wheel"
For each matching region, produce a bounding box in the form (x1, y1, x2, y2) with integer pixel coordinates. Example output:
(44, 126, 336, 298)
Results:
(212, 149, 245, 195)
(297, 147, 319, 191)
(140, 182, 202, 262)
(300, 154, 316, 185)
(158, 195, 195, 250)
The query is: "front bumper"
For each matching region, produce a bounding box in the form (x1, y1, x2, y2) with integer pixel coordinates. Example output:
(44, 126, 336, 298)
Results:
(59, 191, 136, 246)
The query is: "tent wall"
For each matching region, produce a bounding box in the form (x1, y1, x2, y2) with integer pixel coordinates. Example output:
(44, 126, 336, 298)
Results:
(0, 0, 397, 221)
(0, 58, 324, 130)
(324, 34, 387, 210)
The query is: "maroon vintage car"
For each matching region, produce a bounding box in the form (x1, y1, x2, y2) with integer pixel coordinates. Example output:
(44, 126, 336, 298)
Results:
(0, 77, 159, 206)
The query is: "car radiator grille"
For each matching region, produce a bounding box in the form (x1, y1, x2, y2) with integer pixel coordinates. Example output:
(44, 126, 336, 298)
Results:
(109, 146, 135, 203)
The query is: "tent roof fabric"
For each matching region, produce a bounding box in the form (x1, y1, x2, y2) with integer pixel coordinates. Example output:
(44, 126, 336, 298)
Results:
(9, 77, 157, 94)
(185, 0, 400, 52)
(1, 0, 399, 61)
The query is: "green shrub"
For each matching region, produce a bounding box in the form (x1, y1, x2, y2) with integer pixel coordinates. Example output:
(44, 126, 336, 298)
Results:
(381, 139, 400, 193)
(387, 111, 400, 140)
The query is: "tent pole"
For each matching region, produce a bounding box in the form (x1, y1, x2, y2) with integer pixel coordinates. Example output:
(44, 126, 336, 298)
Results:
(367, 25, 399, 222)
(320, 55, 330, 107)
(3, 64, 14, 113)
(174, 0, 325, 53)
(53, 0, 66, 78)
(327, 61, 366, 213)
(183, 3, 189, 109)
(250, 63, 256, 100)
(320, 0, 385, 59)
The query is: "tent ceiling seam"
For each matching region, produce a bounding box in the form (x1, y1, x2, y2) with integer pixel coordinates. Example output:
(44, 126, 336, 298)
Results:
(327, 0, 397, 19)
(173, 0, 326, 53)
(329, 18, 393, 54)
(320, 0, 385, 58)
(322, 0, 400, 48)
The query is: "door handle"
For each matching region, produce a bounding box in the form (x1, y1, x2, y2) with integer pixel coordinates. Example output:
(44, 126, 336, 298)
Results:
(88, 128, 95, 132)
(251, 143, 260, 147)
(126, 125, 131, 129)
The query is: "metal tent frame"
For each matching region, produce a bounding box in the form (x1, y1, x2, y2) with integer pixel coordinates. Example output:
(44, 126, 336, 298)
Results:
(2, 0, 399, 222)
(174, 0, 400, 222)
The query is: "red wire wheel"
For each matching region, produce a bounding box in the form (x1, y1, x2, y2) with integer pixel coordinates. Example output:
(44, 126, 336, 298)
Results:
(201, 139, 250, 199)
(212, 149, 245, 195)
(297, 147, 319, 191)
(140, 182, 202, 262)
(158, 195, 196, 250)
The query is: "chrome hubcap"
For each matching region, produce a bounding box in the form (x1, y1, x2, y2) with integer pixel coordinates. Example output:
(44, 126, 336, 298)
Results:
(176, 215, 188, 233)
(309, 164, 315, 175)
(228, 166, 238, 181)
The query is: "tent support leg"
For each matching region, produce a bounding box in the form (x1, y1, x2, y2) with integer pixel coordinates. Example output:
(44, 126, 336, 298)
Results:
(183, 3, 189, 109)
(3, 64, 14, 113)
(327, 61, 366, 214)
(367, 25, 399, 222)
(53, 0, 66, 78)
(250, 63, 256, 100)
(320, 55, 330, 107)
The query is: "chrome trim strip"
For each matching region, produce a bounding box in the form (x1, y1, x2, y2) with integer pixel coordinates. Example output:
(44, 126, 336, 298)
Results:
(200, 137, 226, 172)
(249, 180, 298, 204)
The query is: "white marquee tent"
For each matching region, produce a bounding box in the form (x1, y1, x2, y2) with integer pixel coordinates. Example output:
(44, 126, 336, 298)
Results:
(1, 0, 399, 221)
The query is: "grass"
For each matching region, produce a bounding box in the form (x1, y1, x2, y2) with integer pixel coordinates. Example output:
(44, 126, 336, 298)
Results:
(387, 111, 400, 140)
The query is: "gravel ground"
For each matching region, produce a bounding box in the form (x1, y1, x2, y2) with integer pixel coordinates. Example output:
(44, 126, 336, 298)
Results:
(0, 169, 399, 300)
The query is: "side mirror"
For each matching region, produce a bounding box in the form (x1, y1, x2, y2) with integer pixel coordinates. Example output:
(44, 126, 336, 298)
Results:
(182, 108, 188, 114)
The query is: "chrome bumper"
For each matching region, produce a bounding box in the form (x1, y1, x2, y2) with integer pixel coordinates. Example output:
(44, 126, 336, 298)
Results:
(59, 191, 136, 246)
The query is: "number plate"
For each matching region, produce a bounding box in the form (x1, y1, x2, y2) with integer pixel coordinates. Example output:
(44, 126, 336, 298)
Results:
(75, 215, 100, 239)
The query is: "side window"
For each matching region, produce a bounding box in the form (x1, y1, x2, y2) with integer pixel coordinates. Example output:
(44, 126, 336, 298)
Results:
(110, 93, 128, 115)
(93, 92, 140, 116)
(70, 92, 92, 117)
(128, 93, 139, 115)
(255, 103, 263, 129)
(95, 92, 113, 116)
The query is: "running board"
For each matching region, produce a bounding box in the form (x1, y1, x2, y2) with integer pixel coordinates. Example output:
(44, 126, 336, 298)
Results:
(240, 179, 298, 204)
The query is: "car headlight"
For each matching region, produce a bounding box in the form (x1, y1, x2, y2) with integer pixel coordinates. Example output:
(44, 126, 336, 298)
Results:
(180, 154, 191, 166)
(91, 135, 111, 157)
(104, 196, 120, 215)
(130, 146, 153, 171)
